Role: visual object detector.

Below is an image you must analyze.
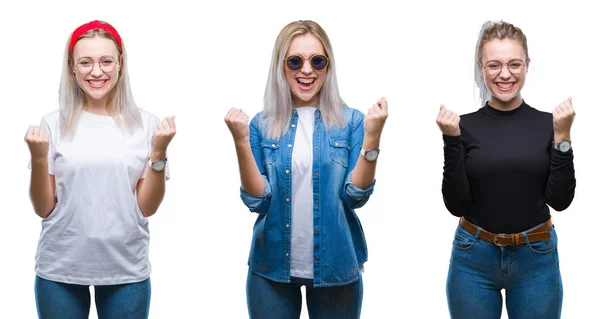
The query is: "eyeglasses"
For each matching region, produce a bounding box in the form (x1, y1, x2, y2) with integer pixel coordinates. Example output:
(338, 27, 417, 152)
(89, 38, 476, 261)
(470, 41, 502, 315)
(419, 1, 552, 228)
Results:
(285, 54, 329, 72)
(74, 56, 118, 74)
(483, 59, 526, 76)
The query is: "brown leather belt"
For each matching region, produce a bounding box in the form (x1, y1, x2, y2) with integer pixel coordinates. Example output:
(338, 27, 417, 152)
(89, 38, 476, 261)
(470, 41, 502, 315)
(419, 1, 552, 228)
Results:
(459, 217, 552, 247)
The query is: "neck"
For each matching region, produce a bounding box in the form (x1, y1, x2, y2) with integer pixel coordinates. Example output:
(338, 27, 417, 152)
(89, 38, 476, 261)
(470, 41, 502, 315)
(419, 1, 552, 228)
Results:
(85, 96, 114, 116)
(488, 95, 523, 111)
(293, 95, 319, 108)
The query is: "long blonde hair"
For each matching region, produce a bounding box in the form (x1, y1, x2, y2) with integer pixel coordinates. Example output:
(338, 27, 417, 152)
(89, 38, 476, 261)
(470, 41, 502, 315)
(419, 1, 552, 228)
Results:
(474, 21, 529, 106)
(58, 21, 142, 138)
(262, 20, 345, 140)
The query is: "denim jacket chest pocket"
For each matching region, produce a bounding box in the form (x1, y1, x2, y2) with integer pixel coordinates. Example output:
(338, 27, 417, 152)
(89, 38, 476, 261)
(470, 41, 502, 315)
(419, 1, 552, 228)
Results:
(260, 141, 280, 166)
(328, 137, 351, 168)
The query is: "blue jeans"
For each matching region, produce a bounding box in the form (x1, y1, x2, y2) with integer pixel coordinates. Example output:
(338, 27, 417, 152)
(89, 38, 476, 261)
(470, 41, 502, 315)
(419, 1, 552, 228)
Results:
(35, 276, 151, 319)
(246, 269, 363, 319)
(446, 222, 562, 319)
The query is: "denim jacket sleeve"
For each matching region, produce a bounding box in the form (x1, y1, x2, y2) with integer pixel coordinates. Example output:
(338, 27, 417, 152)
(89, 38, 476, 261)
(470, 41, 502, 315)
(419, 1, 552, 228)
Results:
(340, 109, 376, 209)
(239, 115, 272, 214)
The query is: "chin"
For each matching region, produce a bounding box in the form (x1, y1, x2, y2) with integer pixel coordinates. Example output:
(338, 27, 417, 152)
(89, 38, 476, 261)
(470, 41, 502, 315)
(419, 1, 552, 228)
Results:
(301, 95, 317, 102)
(294, 92, 316, 102)
(493, 92, 519, 103)
(85, 91, 110, 101)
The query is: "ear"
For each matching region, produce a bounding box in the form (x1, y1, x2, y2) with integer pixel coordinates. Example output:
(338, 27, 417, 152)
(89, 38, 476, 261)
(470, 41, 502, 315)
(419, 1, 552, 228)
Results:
(69, 58, 75, 74)
(476, 61, 484, 76)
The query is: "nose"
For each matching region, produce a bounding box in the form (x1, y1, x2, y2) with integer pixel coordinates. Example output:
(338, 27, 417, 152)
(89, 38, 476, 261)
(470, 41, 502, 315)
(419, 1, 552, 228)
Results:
(300, 59, 313, 75)
(499, 64, 511, 79)
(90, 62, 103, 77)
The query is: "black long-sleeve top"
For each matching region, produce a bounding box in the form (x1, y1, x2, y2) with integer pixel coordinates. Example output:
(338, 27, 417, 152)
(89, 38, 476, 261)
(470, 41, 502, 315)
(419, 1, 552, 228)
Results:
(442, 101, 576, 234)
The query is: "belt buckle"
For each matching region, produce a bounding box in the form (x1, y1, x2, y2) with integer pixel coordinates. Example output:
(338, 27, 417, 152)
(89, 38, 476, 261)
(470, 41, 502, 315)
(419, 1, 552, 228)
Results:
(493, 234, 514, 247)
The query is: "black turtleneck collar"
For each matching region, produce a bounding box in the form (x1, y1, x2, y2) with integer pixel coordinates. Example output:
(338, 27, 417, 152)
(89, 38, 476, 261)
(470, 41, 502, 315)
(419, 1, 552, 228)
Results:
(481, 100, 531, 120)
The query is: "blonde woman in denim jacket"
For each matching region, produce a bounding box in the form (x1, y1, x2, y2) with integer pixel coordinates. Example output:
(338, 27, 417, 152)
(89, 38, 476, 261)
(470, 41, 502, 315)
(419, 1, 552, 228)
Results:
(225, 20, 388, 319)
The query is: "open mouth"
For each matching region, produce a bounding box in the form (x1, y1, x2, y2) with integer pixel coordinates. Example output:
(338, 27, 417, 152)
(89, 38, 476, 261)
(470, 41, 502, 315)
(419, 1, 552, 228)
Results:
(495, 82, 515, 92)
(87, 80, 108, 89)
(297, 78, 315, 91)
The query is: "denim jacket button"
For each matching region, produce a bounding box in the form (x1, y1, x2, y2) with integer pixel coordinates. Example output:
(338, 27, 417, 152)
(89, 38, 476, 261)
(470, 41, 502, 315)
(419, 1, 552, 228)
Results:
(315, 172, 319, 176)
(286, 198, 290, 202)
(316, 227, 320, 232)
(288, 144, 292, 148)
(285, 170, 290, 174)
(315, 256, 320, 260)
(291, 124, 296, 128)
(286, 252, 289, 256)
(315, 146, 319, 150)
(286, 224, 290, 228)
(271, 144, 275, 148)
(315, 200, 319, 204)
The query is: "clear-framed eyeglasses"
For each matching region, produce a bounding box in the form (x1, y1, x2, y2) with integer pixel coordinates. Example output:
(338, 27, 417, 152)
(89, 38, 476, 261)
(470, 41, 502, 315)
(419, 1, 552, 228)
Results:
(483, 59, 526, 76)
(74, 56, 118, 74)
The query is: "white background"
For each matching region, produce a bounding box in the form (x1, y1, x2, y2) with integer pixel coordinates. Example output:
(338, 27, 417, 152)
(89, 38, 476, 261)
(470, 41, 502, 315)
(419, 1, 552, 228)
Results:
(1, 0, 598, 318)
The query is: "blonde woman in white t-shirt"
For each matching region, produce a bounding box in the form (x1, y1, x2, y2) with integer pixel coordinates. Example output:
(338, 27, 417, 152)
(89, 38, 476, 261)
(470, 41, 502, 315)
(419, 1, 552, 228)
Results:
(24, 20, 175, 319)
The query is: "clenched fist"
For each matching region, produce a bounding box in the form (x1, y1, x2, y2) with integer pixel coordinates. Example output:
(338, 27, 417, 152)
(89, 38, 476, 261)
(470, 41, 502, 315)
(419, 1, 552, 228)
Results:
(152, 116, 176, 154)
(364, 97, 388, 137)
(25, 126, 49, 160)
(553, 97, 575, 139)
(224, 108, 250, 143)
(436, 105, 461, 137)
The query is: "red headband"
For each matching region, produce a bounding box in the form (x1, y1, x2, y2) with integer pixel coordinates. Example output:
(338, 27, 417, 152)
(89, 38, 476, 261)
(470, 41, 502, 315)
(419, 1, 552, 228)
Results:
(68, 20, 122, 53)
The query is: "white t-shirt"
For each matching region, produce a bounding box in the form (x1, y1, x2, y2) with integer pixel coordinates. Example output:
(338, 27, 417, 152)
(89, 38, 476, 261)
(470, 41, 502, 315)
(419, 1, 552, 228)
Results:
(290, 107, 316, 279)
(29, 109, 169, 285)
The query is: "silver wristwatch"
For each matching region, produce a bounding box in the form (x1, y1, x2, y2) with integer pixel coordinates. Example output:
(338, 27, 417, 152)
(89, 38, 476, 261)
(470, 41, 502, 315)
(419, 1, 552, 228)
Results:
(150, 158, 167, 172)
(552, 140, 571, 153)
(360, 147, 380, 162)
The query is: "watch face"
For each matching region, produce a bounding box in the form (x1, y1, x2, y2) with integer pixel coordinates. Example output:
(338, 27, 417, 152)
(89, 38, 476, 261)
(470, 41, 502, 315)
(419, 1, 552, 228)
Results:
(365, 149, 379, 161)
(559, 141, 571, 152)
(151, 160, 166, 171)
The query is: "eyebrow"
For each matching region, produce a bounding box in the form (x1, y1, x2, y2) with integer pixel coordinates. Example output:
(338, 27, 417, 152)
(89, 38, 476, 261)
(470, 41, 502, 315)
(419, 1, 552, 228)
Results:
(288, 53, 326, 58)
(76, 55, 116, 60)
(485, 58, 524, 63)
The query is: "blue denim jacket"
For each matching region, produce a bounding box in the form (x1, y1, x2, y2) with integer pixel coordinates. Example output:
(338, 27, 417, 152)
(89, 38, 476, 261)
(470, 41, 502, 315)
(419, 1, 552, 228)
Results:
(240, 105, 375, 287)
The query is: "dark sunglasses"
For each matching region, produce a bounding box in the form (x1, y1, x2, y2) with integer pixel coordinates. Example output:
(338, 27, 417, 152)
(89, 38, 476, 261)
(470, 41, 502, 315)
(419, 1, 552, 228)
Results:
(285, 54, 329, 71)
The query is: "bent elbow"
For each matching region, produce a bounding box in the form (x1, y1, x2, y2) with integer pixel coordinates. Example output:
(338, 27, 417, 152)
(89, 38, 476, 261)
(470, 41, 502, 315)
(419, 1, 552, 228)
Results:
(443, 196, 468, 217)
(36, 203, 56, 219)
(548, 199, 574, 212)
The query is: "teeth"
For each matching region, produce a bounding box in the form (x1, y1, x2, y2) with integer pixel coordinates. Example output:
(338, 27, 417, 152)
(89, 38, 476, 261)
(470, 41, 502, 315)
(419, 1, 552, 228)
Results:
(497, 83, 513, 89)
(297, 78, 314, 84)
(88, 80, 106, 87)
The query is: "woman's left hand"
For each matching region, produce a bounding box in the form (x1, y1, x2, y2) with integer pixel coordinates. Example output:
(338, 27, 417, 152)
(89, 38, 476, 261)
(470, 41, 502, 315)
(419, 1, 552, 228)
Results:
(553, 97, 575, 141)
(152, 116, 176, 155)
(364, 97, 388, 138)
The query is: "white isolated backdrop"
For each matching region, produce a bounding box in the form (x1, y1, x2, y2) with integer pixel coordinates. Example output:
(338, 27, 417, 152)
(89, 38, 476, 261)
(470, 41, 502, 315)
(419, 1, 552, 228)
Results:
(1, 0, 597, 318)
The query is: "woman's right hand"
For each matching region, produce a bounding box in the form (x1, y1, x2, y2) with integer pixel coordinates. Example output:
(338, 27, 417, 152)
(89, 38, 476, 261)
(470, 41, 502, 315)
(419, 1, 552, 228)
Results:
(25, 126, 49, 160)
(225, 108, 250, 144)
(436, 104, 461, 137)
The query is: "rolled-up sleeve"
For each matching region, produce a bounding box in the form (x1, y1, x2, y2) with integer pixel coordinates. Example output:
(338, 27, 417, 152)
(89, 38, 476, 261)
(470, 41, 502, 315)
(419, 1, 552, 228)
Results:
(240, 175, 272, 214)
(342, 173, 375, 209)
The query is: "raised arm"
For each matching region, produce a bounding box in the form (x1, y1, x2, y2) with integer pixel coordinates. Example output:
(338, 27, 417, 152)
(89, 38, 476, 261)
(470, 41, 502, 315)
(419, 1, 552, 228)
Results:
(350, 97, 388, 189)
(437, 105, 471, 217)
(25, 125, 56, 218)
(137, 116, 176, 217)
(225, 109, 271, 214)
(545, 98, 576, 211)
